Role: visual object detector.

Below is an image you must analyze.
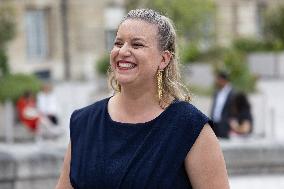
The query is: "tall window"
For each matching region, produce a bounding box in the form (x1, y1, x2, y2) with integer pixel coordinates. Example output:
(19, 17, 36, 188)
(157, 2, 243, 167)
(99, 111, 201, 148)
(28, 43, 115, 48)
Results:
(256, 2, 267, 37)
(232, 2, 239, 37)
(25, 9, 49, 59)
(104, 6, 125, 52)
(105, 30, 116, 52)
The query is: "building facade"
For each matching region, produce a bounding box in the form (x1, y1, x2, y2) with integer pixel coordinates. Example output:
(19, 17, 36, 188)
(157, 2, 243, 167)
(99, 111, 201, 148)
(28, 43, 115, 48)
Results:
(215, 0, 282, 46)
(3, 0, 284, 80)
(3, 0, 124, 80)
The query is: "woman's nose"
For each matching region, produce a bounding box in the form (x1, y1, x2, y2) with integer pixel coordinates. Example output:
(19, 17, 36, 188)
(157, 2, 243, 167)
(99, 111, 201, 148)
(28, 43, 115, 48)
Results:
(119, 43, 131, 56)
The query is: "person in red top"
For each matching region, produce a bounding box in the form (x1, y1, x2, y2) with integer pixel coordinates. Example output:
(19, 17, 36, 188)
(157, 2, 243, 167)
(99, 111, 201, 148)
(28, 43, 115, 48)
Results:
(16, 91, 40, 132)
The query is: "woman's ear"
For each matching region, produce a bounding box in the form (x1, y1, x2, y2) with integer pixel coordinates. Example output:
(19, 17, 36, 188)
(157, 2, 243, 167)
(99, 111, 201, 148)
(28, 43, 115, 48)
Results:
(159, 50, 172, 70)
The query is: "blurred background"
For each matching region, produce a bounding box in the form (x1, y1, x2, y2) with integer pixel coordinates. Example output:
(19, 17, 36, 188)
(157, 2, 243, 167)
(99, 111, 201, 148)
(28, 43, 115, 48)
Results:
(0, 0, 284, 188)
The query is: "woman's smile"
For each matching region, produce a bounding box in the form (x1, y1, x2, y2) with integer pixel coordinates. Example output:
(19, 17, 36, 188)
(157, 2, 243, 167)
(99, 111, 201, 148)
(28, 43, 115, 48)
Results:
(117, 60, 137, 70)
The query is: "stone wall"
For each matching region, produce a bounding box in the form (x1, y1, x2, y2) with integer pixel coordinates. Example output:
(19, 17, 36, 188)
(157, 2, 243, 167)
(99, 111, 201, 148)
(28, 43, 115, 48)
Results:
(248, 52, 284, 79)
(0, 102, 35, 143)
(0, 144, 65, 189)
(182, 63, 214, 89)
(223, 141, 284, 175)
(1, 141, 284, 188)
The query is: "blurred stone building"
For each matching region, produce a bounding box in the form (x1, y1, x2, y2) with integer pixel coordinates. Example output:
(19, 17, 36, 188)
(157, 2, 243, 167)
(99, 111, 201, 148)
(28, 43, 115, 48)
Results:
(3, 0, 284, 80)
(3, 0, 125, 80)
(215, 0, 282, 46)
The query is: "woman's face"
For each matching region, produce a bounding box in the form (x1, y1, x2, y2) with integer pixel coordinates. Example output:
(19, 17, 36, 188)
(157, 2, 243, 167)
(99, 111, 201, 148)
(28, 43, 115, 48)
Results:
(110, 19, 163, 88)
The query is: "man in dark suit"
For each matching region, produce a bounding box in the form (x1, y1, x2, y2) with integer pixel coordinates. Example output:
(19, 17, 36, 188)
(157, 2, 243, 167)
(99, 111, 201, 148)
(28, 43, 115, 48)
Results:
(211, 71, 235, 139)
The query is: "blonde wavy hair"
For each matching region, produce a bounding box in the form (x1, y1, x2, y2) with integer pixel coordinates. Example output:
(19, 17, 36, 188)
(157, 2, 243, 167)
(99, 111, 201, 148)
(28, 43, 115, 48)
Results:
(108, 9, 190, 104)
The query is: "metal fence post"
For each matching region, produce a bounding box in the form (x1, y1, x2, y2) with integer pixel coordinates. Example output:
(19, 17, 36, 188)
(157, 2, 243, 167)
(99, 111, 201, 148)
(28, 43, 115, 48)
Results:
(4, 100, 14, 144)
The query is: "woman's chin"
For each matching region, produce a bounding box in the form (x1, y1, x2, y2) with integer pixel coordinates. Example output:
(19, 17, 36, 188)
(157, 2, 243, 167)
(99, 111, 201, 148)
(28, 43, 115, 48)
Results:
(116, 79, 134, 86)
(115, 74, 137, 85)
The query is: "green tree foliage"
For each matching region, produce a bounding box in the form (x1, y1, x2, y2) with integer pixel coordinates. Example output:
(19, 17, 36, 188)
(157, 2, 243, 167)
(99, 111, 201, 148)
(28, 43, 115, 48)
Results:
(264, 5, 284, 50)
(0, 3, 41, 102)
(0, 3, 16, 47)
(180, 43, 201, 64)
(0, 2, 16, 76)
(220, 49, 256, 93)
(0, 48, 9, 76)
(96, 54, 110, 75)
(233, 38, 283, 52)
(233, 38, 262, 52)
(0, 74, 41, 103)
(125, 0, 143, 10)
(125, 0, 215, 40)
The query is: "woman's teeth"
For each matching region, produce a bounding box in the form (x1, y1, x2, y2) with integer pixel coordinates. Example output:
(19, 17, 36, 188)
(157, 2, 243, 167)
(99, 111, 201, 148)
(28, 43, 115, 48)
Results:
(118, 62, 136, 69)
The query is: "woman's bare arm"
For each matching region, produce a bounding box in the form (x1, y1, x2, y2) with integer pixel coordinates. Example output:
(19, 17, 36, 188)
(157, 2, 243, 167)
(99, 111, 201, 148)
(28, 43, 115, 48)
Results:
(55, 142, 73, 189)
(185, 124, 230, 189)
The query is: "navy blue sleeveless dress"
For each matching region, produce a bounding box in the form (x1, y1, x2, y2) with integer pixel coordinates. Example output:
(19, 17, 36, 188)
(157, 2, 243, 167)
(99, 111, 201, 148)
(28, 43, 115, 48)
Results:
(70, 97, 213, 189)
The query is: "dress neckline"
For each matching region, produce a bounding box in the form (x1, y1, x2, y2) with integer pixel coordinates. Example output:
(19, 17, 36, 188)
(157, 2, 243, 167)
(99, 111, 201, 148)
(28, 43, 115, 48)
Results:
(105, 97, 178, 127)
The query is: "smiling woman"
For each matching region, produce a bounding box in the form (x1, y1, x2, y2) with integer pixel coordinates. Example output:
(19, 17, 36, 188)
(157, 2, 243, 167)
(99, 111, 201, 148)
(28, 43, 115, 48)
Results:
(108, 10, 189, 107)
(55, 9, 230, 189)
(110, 19, 164, 98)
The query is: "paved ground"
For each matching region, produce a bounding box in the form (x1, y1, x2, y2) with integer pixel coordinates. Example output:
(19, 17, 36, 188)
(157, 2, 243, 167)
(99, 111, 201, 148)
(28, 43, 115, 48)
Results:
(230, 174, 284, 189)
(1, 141, 283, 189)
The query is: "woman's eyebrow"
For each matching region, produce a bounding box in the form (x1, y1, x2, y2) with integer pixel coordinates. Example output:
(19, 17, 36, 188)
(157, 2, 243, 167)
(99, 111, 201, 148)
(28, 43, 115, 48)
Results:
(114, 37, 122, 41)
(114, 37, 148, 44)
(132, 37, 146, 42)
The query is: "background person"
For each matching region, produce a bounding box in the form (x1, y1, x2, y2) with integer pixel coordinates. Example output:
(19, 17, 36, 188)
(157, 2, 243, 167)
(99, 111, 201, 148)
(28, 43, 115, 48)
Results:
(56, 9, 229, 189)
(37, 83, 59, 126)
(16, 91, 40, 133)
(36, 83, 64, 141)
(229, 92, 253, 138)
(211, 71, 235, 139)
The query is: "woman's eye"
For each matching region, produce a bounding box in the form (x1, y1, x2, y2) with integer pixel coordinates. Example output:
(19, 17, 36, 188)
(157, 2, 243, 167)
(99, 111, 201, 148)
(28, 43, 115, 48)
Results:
(133, 43, 144, 48)
(114, 42, 123, 47)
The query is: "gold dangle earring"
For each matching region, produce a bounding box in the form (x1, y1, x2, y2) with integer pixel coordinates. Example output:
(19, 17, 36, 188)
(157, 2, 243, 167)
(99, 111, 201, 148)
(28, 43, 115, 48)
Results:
(115, 80, 121, 93)
(157, 69, 163, 101)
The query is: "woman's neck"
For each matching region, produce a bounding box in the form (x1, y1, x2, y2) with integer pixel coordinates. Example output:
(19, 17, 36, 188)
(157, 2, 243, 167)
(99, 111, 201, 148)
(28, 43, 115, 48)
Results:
(119, 87, 160, 111)
(109, 85, 164, 123)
